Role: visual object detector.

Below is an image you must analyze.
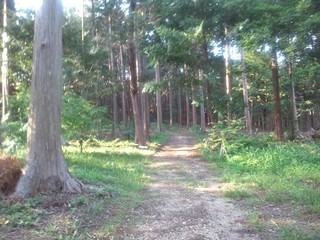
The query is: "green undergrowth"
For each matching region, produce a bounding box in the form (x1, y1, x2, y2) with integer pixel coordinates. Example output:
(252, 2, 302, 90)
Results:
(0, 131, 169, 239)
(201, 125, 320, 239)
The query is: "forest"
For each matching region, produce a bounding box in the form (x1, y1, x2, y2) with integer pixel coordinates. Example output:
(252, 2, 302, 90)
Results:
(0, 0, 320, 239)
(1, 0, 320, 145)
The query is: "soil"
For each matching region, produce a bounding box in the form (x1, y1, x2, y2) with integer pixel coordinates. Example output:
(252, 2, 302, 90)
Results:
(114, 131, 260, 240)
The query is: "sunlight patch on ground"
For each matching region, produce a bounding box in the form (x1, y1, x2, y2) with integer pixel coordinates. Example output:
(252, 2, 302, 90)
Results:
(156, 147, 198, 157)
(194, 183, 224, 193)
(148, 161, 177, 169)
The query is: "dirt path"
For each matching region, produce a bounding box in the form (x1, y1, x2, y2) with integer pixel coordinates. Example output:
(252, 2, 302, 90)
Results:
(115, 131, 259, 240)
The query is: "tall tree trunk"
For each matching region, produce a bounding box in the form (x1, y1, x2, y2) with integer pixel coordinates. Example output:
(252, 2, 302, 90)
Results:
(225, 26, 232, 122)
(155, 62, 163, 131)
(169, 80, 173, 127)
(142, 91, 150, 141)
(109, 14, 118, 137)
(288, 60, 299, 138)
(141, 55, 150, 141)
(271, 47, 283, 139)
(1, 0, 9, 122)
(186, 94, 190, 129)
(199, 69, 206, 131)
(177, 87, 182, 127)
(313, 84, 320, 130)
(191, 81, 197, 127)
(240, 48, 253, 135)
(184, 65, 190, 129)
(202, 31, 213, 125)
(14, 0, 84, 198)
(120, 44, 128, 127)
(128, 0, 145, 146)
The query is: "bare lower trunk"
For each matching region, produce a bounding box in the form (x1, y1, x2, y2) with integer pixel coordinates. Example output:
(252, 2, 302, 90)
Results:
(169, 81, 173, 127)
(288, 60, 299, 137)
(271, 47, 283, 140)
(14, 0, 84, 198)
(120, 45, 128, 126)
(142, 92, 150, 141)
(1, 0, 9, 122)
(225, 26, 232, 122)
(313, 91, 320, 130)
(177, 87, 182, 127)
(240, 48, 252, 135)
(155, 62, 163, 132)
(140, 55, 150, 141)
(109, 14, 118, 137)
(128, 0, 145, 146)
(191, 81, 197, 127)
(202, 31, 213, 125)
(128, 41, 145, 145)
(199, 69, 205, 131)
(186, 95, 190, 129)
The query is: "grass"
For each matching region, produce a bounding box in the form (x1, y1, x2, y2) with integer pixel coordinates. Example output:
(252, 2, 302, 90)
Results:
(201, 128, 320, 239)
(0, 131, 169, 239)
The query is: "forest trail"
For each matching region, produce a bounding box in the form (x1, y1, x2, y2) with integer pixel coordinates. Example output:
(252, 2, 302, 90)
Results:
(114, 131, 260, 240)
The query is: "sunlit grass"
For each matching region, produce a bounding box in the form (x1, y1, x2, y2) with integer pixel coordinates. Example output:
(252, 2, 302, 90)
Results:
(202, 130, 320, 237)
(0, 131, 169, 239)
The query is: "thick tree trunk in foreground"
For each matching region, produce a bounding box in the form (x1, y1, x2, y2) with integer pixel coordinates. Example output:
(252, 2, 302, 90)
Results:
(128, 0, 145, 146)
(271, 47, 283, 140)
(14, 0, 84, 198)
(1, 0, 9, 122)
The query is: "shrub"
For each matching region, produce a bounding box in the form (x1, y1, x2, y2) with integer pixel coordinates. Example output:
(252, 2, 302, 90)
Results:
(62, 92, 109, 140)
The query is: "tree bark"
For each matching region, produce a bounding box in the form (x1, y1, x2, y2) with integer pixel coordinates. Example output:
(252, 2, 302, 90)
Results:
(313, 85, 320, 130)
(271, 47, 283, 140)
(186, 94, 190, 129)
(128, 0, 145, 146)
(191, 81, 197, 127)
(142, 91, 150, 141)
(199, 69, 206, 131)
(184, 65, 190, 129)
(140, 55, 150, 141)
(177, 87, 182, 127)
(169, 80, 173, 127)
(225, 26, 232, 122)
(13, 0, 84, 198)
(1, 0, 9, 122)
(202, 30, 214, 125)
(288, 60, 299, 138)
(109, 14, 118, 137)
(120, 44, 128, 127)
(240, 48, 253, 135)
(155, 62, 163, 131)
